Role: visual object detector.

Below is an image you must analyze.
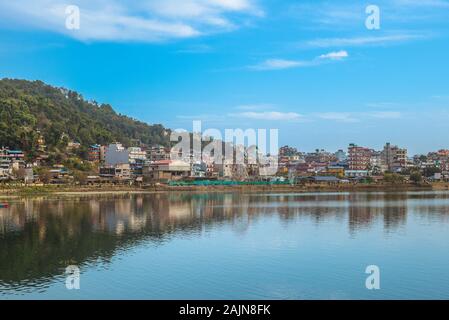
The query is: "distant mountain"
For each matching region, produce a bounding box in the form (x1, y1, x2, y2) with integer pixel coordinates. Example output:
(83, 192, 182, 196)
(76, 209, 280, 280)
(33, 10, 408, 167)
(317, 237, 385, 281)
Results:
(0, 78, 171, 159)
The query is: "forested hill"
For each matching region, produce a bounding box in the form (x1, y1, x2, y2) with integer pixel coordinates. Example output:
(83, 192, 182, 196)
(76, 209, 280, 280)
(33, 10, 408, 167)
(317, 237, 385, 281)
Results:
(0, 78, 171, 158)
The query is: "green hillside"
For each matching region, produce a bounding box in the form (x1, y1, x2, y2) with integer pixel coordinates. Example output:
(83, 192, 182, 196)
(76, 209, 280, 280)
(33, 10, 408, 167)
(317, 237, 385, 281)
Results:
(0, 78, 170, 160)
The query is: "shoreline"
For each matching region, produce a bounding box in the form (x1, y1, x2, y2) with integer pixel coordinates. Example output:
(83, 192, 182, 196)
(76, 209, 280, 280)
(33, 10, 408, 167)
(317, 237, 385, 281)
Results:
(1, 182, 448, 198)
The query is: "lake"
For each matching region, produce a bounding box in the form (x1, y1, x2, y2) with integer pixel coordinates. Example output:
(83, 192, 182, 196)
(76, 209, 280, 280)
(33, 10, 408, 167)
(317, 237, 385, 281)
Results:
(1, 191, 449, 299)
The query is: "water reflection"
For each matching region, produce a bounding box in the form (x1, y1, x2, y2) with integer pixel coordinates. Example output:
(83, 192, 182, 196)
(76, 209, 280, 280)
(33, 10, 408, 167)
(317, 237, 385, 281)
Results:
(1, 191, 449, 294)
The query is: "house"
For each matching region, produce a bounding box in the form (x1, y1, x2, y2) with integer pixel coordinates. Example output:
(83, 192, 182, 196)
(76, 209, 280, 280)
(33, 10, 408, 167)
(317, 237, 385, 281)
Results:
(143, 160, 190, 182)
(100, 163, 131, 181)
(191, 162, 207, 178)
(324, 166, 345, 177)
(310, 176, 341, 184)
(345, 170, 369, 178)
(148, 144, 170, 162)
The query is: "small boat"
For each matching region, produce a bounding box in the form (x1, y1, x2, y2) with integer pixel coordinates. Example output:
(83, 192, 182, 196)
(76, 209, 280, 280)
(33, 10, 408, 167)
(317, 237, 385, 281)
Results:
(0, 203, 9, 208)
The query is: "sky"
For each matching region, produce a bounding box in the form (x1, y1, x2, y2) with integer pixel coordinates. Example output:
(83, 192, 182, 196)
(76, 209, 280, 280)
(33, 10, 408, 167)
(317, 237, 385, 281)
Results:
(0, 0, 449, 155)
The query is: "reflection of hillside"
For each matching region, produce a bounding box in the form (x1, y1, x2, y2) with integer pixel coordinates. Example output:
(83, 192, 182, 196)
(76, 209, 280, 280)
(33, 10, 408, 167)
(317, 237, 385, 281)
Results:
(1, 192, 449, 290)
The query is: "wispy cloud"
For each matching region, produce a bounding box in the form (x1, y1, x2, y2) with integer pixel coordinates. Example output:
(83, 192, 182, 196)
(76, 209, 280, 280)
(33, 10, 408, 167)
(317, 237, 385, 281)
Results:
(315, 111, 402, 122)
(366, 102, 402, 109)
(367, 111, 402, 119)
(249, 51, 349, 71)
(318, 50, 348, 60)
(393, 0, 449, 8)
(234, 104, 275, 111)
(248, 59, 309, 71)
(0, 0, 262, 42)
(229, 111, 303, 121)
(305, 34, 425, 48)
(289, 0, 449, 30)
(316, 112, 359, 123)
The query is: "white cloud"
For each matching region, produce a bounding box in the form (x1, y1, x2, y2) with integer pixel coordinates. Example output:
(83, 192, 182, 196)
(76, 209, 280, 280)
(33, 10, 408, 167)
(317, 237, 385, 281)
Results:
(234, 104, 275, 110)
(230, 111, 303, 121)
(319, 50, 348, 60)
(315, 111, 402, 122)
(0, 0, 262, 42)
(367, 111, 402, 119)
(249, 59, 309, 71)
(250, 51, 348, 71)
(316, 112, 359, 123)
(393, 0, 449, 8)
(305, 34, 424, 48)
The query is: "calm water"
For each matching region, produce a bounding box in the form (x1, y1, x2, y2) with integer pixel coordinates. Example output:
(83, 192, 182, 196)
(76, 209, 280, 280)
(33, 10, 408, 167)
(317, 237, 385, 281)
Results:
(1, 191, 449, 300)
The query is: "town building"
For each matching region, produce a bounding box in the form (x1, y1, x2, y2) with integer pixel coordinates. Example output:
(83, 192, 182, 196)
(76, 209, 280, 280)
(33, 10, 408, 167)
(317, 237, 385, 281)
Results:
(88, 144, 102, 162)
(348, 144, 372, 171)
(148, 144, 170, 162)
(334, 149, 347, 162)
(128, 146, 147, 175)
(143, 160, 190, 182)
(99, 163, 131, 181)
(105, 143, 130, 166)
(382, 142, 408, 172)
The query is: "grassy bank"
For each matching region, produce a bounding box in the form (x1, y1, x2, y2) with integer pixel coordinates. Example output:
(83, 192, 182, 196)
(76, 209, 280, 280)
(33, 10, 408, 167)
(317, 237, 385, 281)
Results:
(1, 181, 448, 198)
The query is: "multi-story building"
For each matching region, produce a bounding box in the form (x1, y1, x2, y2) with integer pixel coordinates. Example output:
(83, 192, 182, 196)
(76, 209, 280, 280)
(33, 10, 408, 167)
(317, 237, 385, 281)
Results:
(105, 143, 129, 166)
(304, 149, 337, 164)
(0, 148, 26, 176)
(381, 142, 408, 172)
(128, 147, 147, 163)
(279, 145, 299, 158)
(99, 163, 131, 181)
(370, 150, 387, 173)
(334, 149, 347, 162)
(148, 144, 170, 162)
(144, 160, 190, 181)
(88, 144, 102, 162)
(348, 144, 372, 170)
(128, 146, 147, 176)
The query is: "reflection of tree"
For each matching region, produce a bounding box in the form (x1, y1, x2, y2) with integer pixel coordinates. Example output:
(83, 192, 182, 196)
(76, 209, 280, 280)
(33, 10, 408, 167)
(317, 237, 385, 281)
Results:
(1, 191, 449, 290)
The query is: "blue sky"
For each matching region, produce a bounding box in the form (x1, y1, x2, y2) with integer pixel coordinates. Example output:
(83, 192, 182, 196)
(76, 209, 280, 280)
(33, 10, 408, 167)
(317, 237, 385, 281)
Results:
(0, 0, 449, 155)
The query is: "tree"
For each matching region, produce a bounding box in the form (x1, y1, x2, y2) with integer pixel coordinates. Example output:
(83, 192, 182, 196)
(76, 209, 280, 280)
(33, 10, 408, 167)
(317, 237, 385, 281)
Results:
(423, 166, 441, 178)
(0, 78, 171, 162)
(410, 171, 423, 184)
(38, 168, 52, 184)
(72, 170, 87, 185)
(12, 167, 27, 181)
(384, 173, 405, 184)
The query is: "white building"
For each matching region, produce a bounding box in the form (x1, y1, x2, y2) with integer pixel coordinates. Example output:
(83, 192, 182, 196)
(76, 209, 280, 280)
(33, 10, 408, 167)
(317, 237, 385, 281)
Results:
(128, 147, 147, 164)
(105, 143, 129, 166)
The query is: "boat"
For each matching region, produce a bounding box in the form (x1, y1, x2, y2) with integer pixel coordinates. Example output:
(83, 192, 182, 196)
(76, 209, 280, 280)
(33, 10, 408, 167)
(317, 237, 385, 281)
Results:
(0, 203, 9, 208)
